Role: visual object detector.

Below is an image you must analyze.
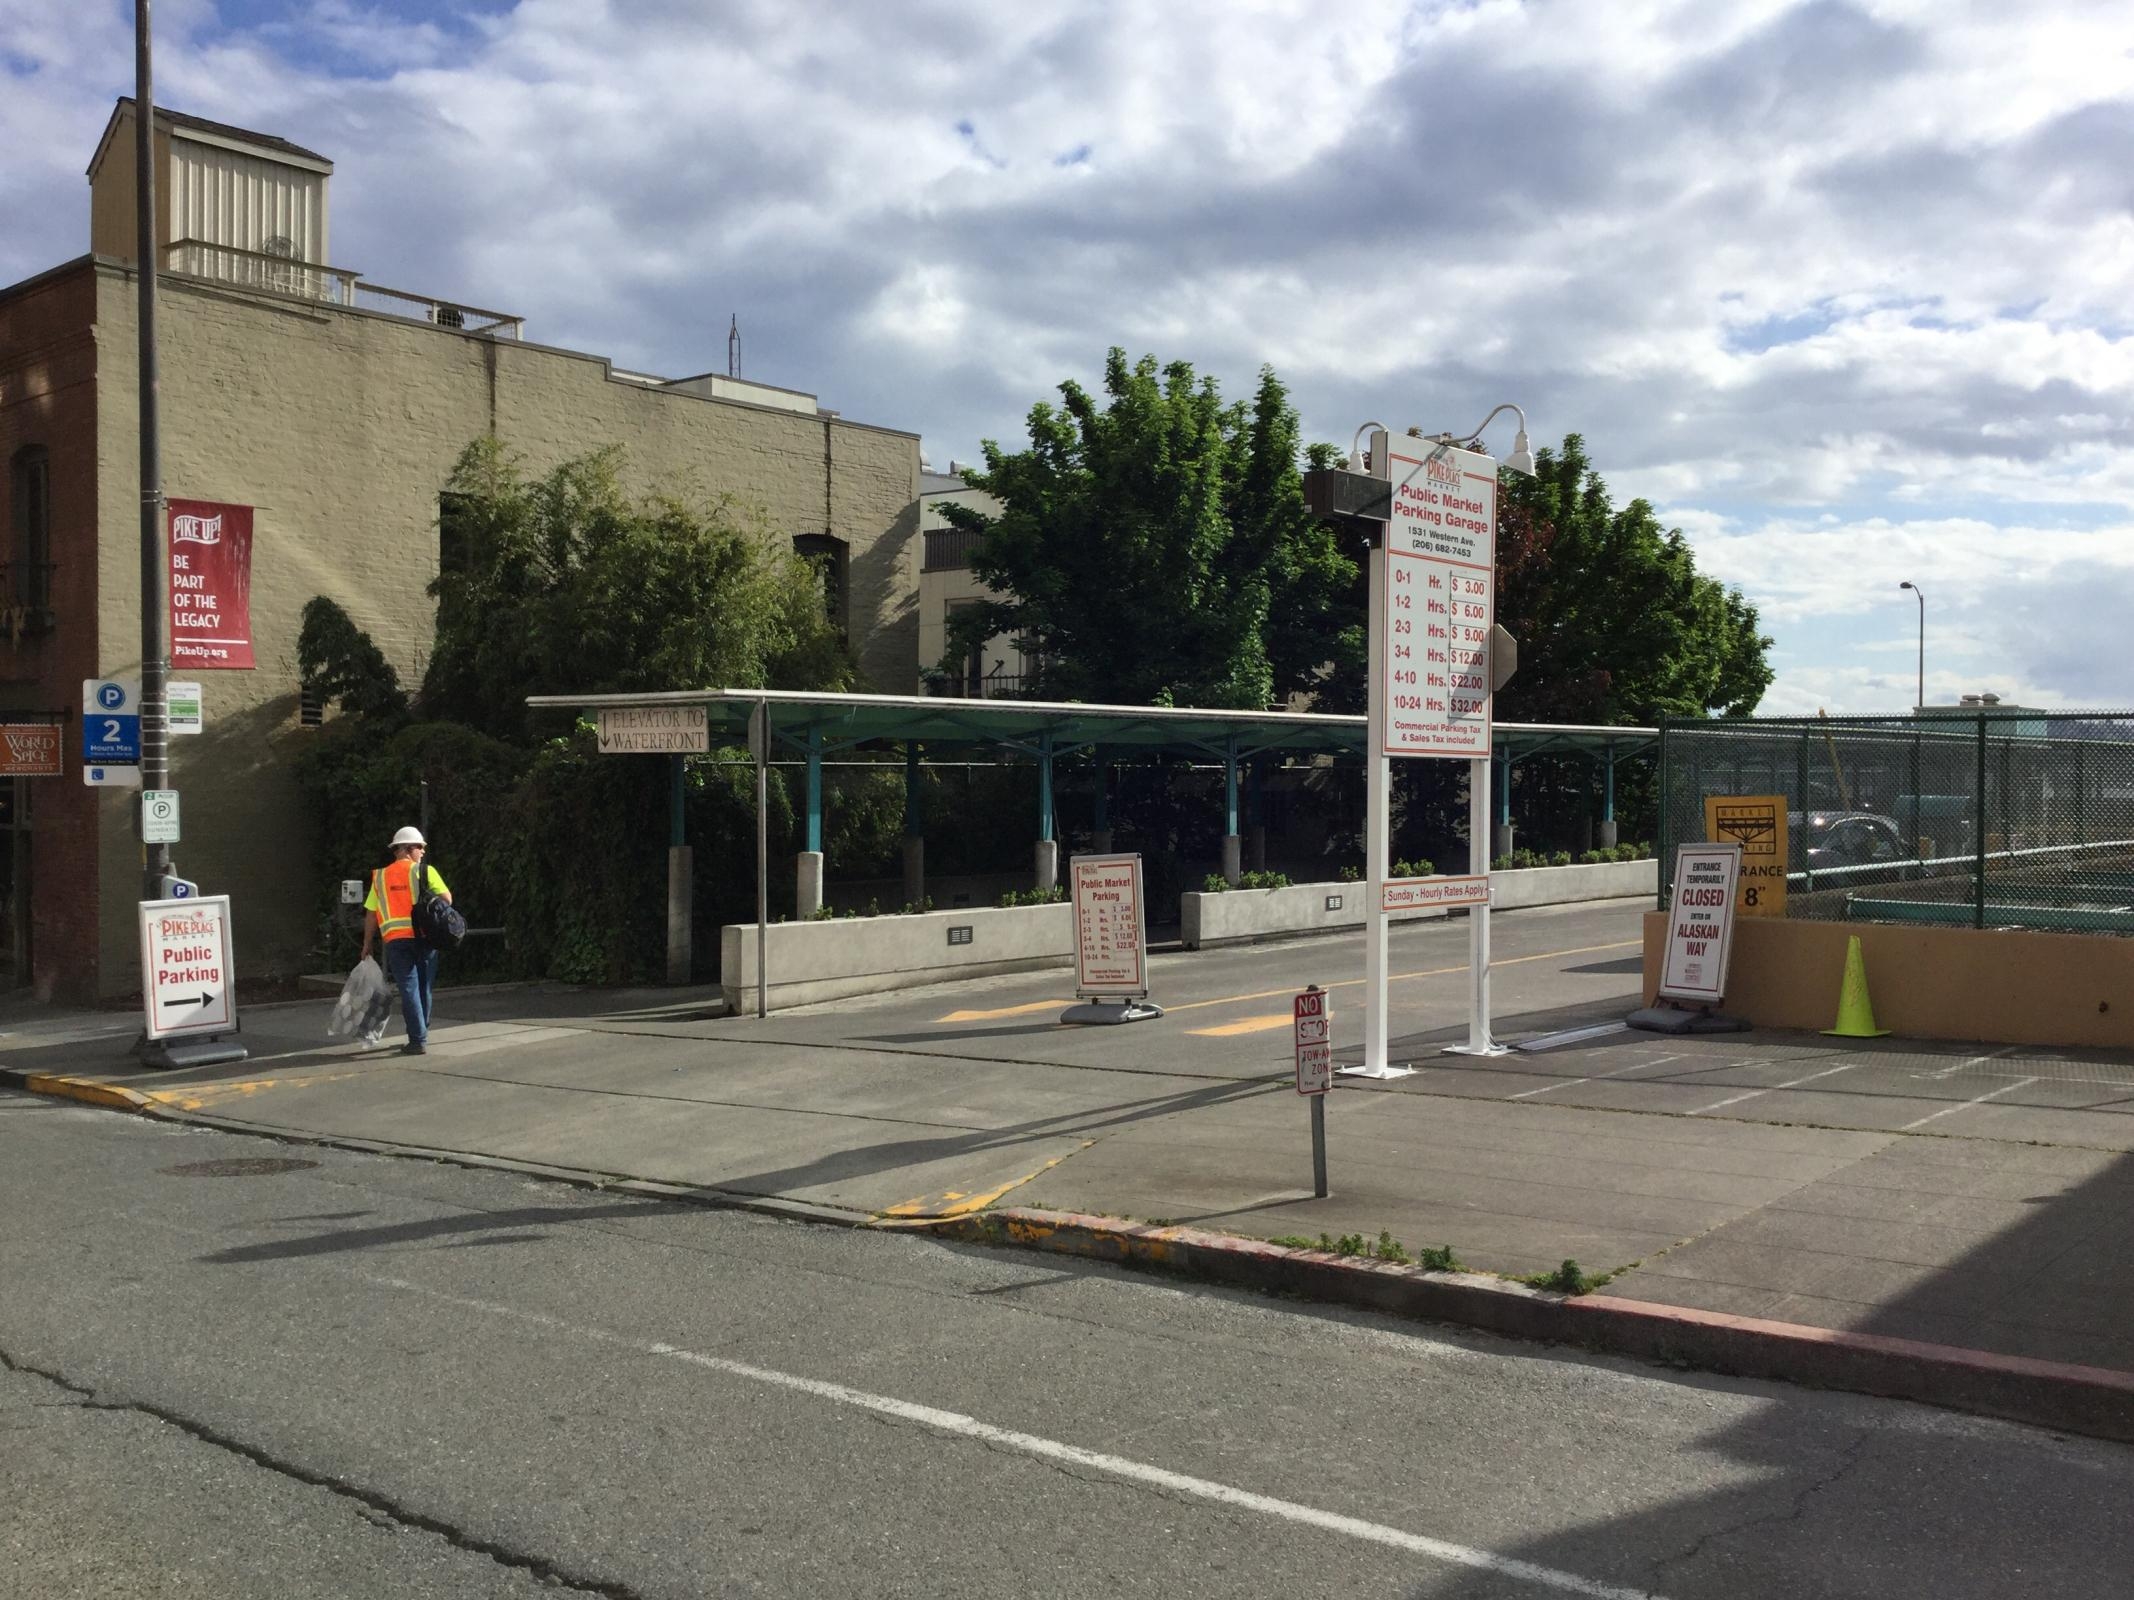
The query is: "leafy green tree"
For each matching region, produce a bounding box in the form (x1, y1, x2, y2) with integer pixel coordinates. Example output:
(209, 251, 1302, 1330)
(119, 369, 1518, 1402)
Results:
(941, 350, 1360, 709)
(423, 438, 853, 741)
(1494, 434, 1772, 723)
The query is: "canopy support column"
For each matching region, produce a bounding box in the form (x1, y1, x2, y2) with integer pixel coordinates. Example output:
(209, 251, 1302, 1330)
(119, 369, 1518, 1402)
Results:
(1221, 733, 1242, 886)
(667, 753, 691, 984)
(902, 741, 925, 910)
(1034, 731, 1058, 892)
(1092, 748, 1113, 853)
(796, 725, 824, 919)
(1599, 743, 1619, 849)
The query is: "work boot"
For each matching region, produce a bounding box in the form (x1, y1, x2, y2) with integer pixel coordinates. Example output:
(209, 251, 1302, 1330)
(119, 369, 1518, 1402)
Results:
(401, 1042, 427, 1056)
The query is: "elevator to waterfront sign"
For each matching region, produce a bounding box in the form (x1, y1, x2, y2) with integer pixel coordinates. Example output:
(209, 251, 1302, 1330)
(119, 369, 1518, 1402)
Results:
(596, 706, 710, 754)
(1378, 439, 1495, 759)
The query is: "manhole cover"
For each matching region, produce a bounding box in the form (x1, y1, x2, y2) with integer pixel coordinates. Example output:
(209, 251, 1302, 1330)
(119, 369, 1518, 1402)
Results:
(161, 1157, 320, 1178)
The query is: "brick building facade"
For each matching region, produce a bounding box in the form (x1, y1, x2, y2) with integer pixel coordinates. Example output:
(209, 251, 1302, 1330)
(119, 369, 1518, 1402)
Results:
(0, 103, 922, 1001)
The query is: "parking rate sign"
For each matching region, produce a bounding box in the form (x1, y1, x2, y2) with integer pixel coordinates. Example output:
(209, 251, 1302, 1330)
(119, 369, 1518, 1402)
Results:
(139, 895, 238, 1041)
(1378, 440, 1496, 758)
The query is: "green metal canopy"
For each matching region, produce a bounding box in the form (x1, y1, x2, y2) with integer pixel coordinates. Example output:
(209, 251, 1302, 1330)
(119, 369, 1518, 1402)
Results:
(522, 686, 1658, 763)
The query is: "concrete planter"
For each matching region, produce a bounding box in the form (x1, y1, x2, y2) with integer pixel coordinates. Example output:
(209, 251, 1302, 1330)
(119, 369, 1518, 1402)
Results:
(721, 902, 1072, 1013)
(1180, 880, 1445, 949)
(1490, 858, 1656, 909)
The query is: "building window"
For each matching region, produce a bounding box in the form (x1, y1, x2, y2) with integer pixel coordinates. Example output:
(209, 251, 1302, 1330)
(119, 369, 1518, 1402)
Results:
(298, 687, 325, 728)
(7, 446, 52, 614)
(792, 533, 848, 635)
(439, 492, 474, 576)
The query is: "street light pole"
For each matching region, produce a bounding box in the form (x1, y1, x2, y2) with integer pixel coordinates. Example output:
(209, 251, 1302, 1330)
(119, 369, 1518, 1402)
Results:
(1899, 581, 1924, 710)
(136, 0, 171, 901)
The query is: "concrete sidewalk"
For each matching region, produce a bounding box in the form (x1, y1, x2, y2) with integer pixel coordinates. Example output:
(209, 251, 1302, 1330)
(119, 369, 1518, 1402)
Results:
(8, 959, 2134, 1439)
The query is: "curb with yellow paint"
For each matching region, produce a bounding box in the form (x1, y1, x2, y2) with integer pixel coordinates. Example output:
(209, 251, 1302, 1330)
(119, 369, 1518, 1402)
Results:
(5, 1071, 151, 1113)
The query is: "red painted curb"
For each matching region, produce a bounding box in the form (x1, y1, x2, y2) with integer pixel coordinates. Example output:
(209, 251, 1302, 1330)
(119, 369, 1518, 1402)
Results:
(932, 1208, 2134, 1444)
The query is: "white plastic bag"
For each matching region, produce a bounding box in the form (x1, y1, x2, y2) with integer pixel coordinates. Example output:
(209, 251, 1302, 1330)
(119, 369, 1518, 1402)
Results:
(327, 958, 391, 1042)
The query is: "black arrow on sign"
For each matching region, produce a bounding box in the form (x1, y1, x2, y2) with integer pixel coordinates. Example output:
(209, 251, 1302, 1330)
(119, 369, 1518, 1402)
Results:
(161, 991, 215, 1011)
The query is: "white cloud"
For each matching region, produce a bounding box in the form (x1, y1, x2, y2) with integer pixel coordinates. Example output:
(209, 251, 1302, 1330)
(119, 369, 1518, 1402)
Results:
(4, 0, 2131, 713)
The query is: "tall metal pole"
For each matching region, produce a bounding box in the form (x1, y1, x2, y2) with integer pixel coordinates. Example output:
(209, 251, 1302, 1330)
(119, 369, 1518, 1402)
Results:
(1349, 427, 1406, 1079)
(755, 699, 769, 1019)
(136, 0, 171, 900)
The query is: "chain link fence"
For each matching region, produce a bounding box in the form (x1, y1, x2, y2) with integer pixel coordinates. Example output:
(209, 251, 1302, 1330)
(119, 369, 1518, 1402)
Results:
(1658, 711, 2134, 934)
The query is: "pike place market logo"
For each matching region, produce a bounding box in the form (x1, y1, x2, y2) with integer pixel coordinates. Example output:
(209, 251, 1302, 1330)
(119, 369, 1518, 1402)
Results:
(1713, 806, 1778, 855)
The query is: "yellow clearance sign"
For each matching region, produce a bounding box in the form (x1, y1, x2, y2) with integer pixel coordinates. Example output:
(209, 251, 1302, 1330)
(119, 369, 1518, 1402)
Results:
(1704, 795, 1788, 917)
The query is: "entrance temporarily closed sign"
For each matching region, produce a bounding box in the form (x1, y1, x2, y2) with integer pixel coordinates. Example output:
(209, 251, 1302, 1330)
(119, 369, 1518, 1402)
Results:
(1658, 844, 1742, 1004)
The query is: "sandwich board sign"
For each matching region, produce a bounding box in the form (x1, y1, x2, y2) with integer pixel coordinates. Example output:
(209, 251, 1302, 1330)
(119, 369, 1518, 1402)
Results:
(139, 894, 238, 1041)
(1658, 844, 1743, 1005)
(1060, 853, 1164, 1023)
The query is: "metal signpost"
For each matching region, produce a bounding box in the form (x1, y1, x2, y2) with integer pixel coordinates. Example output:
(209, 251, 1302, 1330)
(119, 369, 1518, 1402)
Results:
(137, 894, 247, 1069)
(750, 698, 769, 1018)
(1061, 853, 1163, 1023)
(1333, 421, 1523, 1078)
(1293, 985, 1331, 1197)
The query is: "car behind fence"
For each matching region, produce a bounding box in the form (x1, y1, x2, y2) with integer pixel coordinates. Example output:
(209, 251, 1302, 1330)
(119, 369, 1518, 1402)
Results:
(1658, 710, 2134, 935)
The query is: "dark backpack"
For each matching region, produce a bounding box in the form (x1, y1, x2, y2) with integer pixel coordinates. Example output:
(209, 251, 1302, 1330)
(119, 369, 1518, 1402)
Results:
(416, 862, 469, 950)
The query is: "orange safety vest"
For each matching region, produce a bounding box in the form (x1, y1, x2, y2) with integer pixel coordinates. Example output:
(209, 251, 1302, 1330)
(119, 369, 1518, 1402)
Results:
(371, 859, 423, 942)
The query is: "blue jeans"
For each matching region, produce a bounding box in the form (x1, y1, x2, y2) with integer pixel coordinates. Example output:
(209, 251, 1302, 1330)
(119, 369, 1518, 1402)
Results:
(385, 941, 438, 1046)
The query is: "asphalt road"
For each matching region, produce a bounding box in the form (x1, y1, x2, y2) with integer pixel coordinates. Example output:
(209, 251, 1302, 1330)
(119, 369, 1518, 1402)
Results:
(6, 1093, 2133, 1599)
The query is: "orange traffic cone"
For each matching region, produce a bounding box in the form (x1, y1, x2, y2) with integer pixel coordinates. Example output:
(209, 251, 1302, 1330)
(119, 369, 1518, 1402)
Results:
(1821, 935, 1890, 1038)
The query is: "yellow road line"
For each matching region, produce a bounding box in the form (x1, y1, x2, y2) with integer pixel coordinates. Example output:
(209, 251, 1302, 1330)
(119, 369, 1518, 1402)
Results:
(936, 999, 1072, 1023)
(1170, 939, 1639, 1019)
(878, 1143, 1091, 1220)
(1189, 1015, 1298, 1038)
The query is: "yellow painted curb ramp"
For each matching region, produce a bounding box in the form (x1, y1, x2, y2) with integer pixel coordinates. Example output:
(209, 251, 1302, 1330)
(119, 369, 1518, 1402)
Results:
(1822, 934, 1891, 1038)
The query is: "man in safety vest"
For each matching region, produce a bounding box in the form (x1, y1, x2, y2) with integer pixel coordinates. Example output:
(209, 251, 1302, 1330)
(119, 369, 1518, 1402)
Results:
(359, 825, 453, 1055)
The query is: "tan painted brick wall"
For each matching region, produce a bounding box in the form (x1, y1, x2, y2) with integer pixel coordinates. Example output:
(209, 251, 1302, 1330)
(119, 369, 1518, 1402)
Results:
(82, 262, 919, 994)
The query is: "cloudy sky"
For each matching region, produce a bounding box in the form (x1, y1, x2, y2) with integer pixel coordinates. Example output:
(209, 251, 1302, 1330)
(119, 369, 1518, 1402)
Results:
(5, 0, 2131, 714)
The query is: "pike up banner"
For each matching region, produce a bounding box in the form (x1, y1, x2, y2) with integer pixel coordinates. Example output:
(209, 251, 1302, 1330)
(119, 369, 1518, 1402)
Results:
(168, 499, 255, 670)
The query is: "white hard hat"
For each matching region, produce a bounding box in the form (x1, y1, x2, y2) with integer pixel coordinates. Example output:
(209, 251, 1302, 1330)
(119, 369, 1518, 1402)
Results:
(391, 826, 427, 848)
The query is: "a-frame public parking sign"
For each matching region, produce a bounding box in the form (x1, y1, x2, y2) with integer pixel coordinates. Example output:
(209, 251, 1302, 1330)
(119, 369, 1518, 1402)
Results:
(139, 895, 238, 1041)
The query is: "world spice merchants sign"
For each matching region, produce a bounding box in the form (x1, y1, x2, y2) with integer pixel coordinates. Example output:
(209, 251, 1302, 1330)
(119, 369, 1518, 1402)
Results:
(168, 499, 255, 670)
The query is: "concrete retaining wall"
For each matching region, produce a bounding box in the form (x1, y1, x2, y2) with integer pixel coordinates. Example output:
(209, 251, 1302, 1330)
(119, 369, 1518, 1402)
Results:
(1642, 909, 2134, 1049)
(1492, 858, 1656, 909)
(1180, 881, 1441, 949)
(1180, 859, 1657, 949)
(721, 903, 1072, 1012)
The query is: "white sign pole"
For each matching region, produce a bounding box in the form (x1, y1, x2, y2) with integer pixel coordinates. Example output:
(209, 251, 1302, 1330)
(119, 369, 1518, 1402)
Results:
(1447, 753, 1506, 1056)
(1346, 430, 1408, 1080)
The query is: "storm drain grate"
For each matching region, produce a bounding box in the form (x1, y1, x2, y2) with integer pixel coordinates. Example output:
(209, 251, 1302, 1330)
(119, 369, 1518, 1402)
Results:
(160, 1157, 320, 1178)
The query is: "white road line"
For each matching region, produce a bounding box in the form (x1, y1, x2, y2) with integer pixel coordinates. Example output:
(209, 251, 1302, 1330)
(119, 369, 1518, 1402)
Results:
(1932, 1044, 2019, 1081)
(1508, 1055, 1675, 1101)
(1902, 1076, 2040, 1131)
(364, 1272, 1668, 1600)
(1515, 1022, 1631, 1053)
(1688, 1062, 1857, 1116)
